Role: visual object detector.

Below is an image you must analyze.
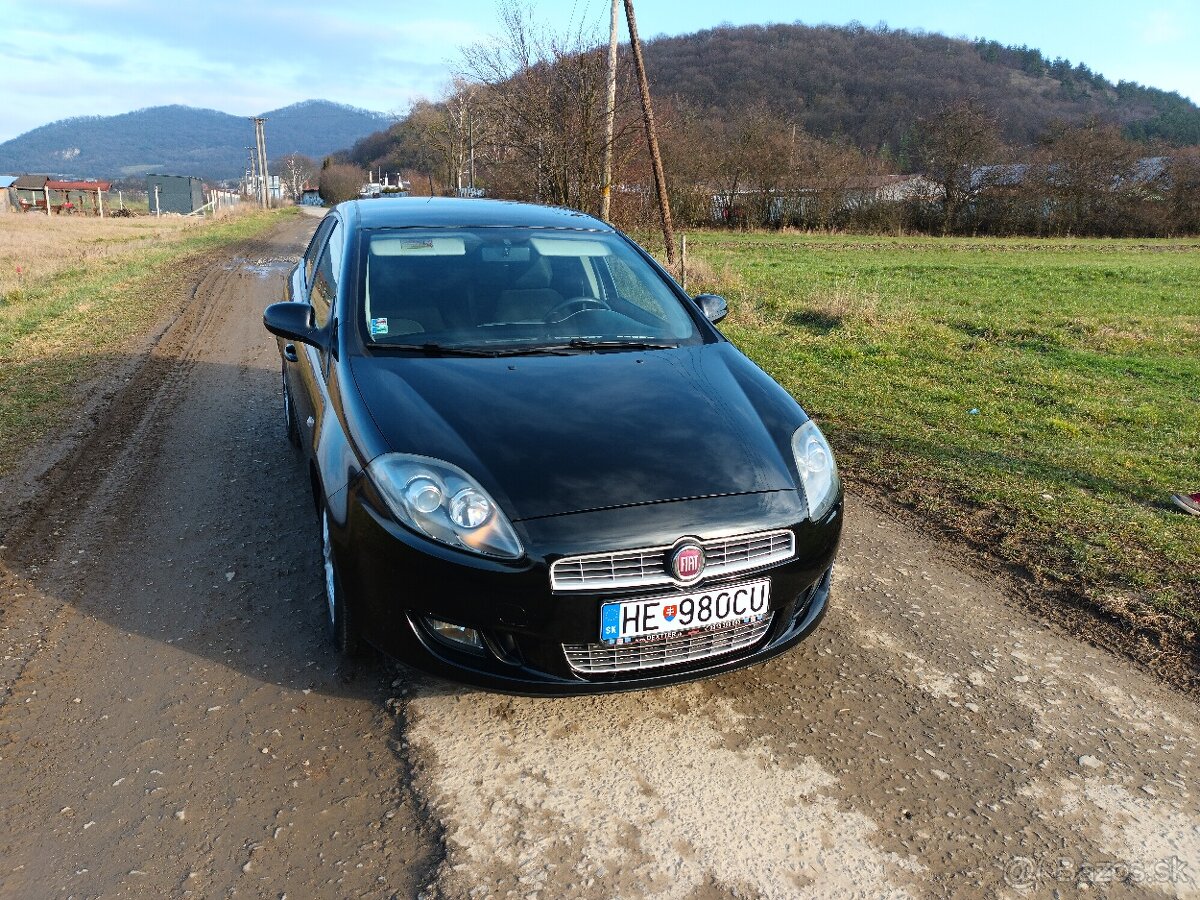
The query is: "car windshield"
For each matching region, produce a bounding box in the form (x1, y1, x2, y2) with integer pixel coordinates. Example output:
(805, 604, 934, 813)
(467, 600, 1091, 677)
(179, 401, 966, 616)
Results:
(358, 227, 700, 352)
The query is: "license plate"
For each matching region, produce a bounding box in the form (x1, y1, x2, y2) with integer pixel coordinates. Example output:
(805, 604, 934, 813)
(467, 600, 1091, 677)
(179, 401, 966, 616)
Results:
(599, 578, 771, 644)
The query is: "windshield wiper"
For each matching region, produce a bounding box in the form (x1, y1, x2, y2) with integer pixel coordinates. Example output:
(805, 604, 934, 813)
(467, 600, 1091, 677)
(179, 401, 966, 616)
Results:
(560, 338, 679, 351)
(378, 339, 677, 357)
(489, 338, 677, 354)
(381, 342, 505, 357)
(378, 342, 575, 357)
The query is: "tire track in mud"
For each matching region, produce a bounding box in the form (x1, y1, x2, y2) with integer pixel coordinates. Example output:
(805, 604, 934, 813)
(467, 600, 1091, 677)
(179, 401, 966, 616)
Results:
(0, 216, 442, 899)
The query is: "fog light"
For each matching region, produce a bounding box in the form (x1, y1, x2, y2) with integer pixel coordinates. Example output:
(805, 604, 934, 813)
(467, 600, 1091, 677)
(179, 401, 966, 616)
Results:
(424, 617, 484, 650)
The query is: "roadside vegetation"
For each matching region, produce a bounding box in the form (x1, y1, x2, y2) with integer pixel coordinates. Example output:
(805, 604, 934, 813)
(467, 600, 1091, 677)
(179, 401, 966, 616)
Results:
(0, 207, 296, 478)
(340, 12, 1200, 239)
(684, 232, 1200, 633)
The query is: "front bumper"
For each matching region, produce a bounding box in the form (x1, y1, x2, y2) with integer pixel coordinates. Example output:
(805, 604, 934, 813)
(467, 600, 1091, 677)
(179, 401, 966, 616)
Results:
(333, 480, 841, 695)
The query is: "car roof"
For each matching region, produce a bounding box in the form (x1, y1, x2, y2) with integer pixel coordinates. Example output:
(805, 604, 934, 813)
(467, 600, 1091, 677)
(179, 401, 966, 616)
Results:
(341, 197, 614, 232)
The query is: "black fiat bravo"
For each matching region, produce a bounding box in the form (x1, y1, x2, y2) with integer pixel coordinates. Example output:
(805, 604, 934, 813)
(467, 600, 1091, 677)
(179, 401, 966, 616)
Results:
(264, 197, 841, 694)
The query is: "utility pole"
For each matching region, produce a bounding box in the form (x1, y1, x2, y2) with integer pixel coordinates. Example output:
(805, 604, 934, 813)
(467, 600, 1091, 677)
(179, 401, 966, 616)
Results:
(600, 0, 619, 221)
(623, 0, 676, 269)
(251, 117, 270, 207)
(245, 146, 258, 200)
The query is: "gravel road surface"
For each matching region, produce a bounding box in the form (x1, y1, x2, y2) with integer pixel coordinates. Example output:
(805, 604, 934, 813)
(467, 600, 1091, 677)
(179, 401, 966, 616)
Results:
(0, 214, 1196, 899)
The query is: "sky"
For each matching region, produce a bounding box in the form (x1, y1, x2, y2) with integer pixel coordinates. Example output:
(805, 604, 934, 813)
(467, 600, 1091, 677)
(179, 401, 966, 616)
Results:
(0, 0, 1196, 143)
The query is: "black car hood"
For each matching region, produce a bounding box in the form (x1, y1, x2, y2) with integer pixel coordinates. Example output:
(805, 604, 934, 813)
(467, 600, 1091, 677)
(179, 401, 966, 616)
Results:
(349, 343, 804, 521)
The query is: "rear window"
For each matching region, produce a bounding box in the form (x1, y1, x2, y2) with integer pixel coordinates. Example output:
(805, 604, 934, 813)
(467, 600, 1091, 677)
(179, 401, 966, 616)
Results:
(359, 228, 699, 349)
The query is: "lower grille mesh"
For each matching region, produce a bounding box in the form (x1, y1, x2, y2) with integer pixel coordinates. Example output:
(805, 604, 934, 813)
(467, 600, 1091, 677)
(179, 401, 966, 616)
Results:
(563, 614, 774, 675)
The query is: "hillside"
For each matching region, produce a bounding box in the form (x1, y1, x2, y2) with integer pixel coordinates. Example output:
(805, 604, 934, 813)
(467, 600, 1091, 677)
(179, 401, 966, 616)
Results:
(346, 22, 1199, 180)
(0, 100, 389, 181)
(641, 23, 1200, 152)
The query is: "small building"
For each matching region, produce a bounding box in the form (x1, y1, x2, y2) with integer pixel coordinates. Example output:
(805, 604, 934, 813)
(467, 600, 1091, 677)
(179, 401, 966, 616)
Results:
(12, 174, 50, 212)
(299, 185, 324, 207)
(146, 174, 205, 214)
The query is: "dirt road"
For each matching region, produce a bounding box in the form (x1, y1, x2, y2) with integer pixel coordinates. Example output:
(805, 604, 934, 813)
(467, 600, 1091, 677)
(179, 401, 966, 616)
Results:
(1, 214, 1197, 899)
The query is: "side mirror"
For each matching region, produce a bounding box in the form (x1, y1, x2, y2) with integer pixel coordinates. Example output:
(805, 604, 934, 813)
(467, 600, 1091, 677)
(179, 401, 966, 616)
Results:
(694, 293, 728, 325)
(263, 302, 325, 348)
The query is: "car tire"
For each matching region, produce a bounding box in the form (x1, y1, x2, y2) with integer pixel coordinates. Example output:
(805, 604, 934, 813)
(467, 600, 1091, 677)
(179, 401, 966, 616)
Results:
(282, 364, 300, 448)
(320, 505, 358, 657)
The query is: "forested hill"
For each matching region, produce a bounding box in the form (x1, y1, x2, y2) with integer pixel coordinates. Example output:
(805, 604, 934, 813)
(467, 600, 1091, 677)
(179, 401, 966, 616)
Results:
(0, 100, 389, 180)
(642, 23, 1200, 150)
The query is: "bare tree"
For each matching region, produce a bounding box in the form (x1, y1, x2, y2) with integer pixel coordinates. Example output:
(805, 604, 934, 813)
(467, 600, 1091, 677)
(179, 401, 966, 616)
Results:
(1031, 119, 1145, 235)
(277, 153, 316, 201)
(458, 1, 639, 213)
(1166, 148, 1200, 234)
(916, 98, 1002, 234)
(789, 132, 870, 229)
(702, 103, 790, 227)
(406, 80, 492, 194)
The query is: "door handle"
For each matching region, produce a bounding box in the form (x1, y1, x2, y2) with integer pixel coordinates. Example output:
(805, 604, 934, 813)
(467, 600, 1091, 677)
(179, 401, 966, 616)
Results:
(283, 343, 298, 362)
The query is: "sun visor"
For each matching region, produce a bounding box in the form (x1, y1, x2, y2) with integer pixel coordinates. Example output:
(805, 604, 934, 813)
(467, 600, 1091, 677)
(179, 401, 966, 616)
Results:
(371, 236, 467, 256)
(529, 237, 611, 257)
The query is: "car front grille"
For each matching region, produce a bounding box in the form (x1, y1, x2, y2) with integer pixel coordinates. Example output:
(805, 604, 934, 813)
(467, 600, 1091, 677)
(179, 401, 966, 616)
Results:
(562, 614, 774, 675)
(549, 529, 794, 592)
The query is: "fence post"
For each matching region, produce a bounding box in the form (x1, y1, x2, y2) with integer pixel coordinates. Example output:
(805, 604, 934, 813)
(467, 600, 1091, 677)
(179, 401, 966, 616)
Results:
(681, 234, 687, 292)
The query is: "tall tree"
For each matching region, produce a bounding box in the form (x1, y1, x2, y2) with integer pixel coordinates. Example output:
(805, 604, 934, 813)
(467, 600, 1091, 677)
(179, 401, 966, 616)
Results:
(1032, 119, 1144, 235)
(459, 1, 636, 213)
(916, 98, 1002, 234)
(276, 153, 316, 200)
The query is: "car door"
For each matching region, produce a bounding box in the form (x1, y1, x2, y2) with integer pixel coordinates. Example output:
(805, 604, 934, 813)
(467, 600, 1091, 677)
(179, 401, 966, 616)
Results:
(290, 216, 342, 459)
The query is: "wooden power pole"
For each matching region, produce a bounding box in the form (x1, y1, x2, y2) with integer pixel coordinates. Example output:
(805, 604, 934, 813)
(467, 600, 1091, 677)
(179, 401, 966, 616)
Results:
(623, 0, 676, 269)
(600, 0, 619, 222)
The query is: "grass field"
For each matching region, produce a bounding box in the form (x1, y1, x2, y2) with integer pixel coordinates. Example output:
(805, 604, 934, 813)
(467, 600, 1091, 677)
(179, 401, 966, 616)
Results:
(685, 232, 1200, 632)
(0, 207, 296, 479)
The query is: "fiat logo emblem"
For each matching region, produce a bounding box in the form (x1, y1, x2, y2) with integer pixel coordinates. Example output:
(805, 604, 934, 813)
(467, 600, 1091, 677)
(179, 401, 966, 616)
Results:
(669, 543, 706, 582)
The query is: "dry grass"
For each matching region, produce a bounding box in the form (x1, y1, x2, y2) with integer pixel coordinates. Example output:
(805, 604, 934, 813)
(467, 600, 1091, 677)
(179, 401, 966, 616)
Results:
(0, 208, 257, 305)
(795, 277, 916, 330)
(0, 214, 202, 296)
(0, 207, 291, 477)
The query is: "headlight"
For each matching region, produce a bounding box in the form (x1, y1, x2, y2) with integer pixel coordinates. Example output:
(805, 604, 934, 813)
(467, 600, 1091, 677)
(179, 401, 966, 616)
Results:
(366, 453, 523, 559)
(791, 420, 840, 520)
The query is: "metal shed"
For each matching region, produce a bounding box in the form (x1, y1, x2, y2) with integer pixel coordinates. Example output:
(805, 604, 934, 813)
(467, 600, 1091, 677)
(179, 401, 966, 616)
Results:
(47, 179, 112, 216)
(146, 174, 205, 214)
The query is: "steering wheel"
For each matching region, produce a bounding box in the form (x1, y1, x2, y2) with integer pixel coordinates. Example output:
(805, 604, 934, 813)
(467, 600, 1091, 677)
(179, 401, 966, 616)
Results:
(544, 297, 609, 324)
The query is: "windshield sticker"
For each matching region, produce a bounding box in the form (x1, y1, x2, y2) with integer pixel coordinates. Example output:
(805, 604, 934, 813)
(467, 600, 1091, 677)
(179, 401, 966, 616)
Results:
(370, 317, 389, 336)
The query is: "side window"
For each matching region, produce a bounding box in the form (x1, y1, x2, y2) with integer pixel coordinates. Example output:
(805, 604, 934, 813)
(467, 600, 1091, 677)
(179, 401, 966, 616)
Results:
(310, 219, 344, 328)
(304, 219, 334, 288)
(604, 256, 668, 319)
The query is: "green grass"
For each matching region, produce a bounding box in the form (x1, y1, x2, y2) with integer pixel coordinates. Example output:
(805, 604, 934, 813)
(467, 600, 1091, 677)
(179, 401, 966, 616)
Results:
(686, 232, 1200, 629)
(0, 208, 297, 478)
